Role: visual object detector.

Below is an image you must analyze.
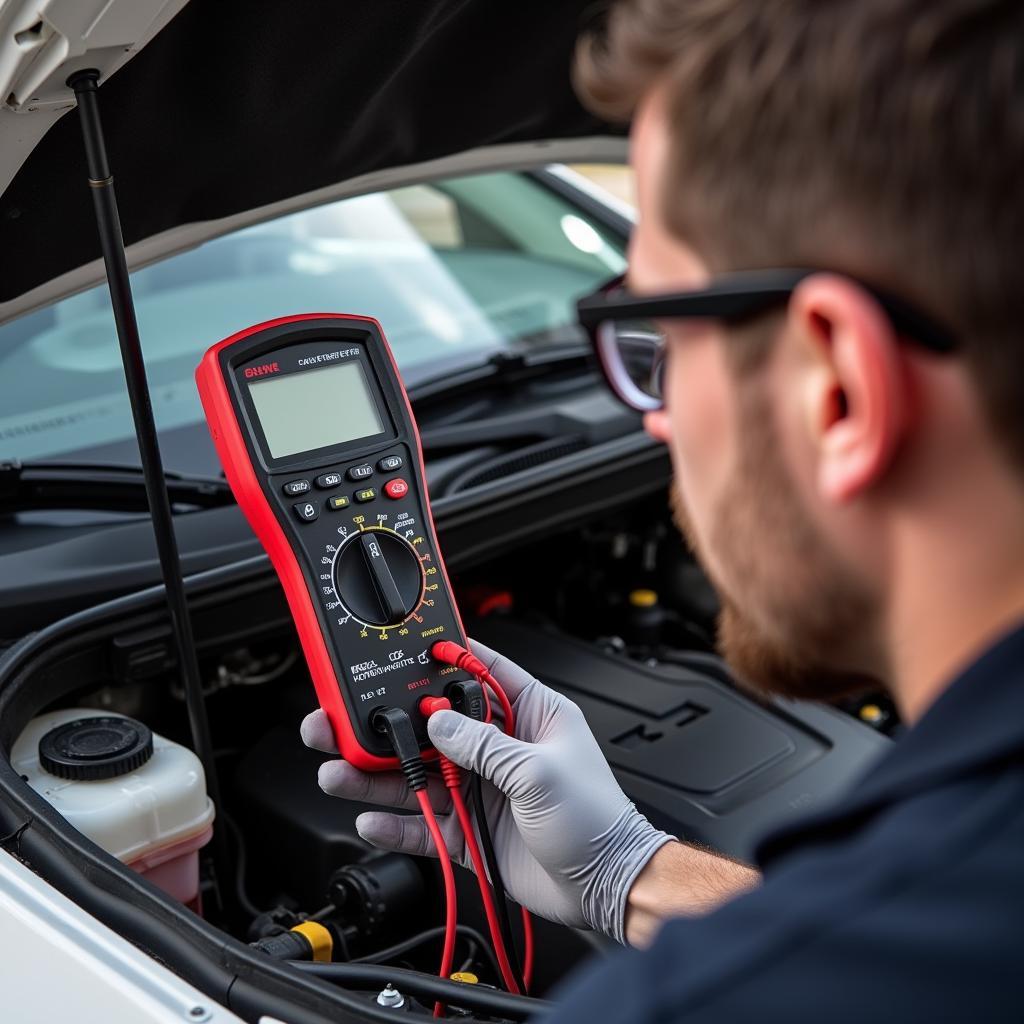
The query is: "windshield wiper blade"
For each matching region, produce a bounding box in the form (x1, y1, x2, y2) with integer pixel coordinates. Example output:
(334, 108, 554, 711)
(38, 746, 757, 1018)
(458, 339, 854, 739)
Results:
(412, 342, 630, 454)
(410, 338, 596, 405)
(0, 460, 233, 514)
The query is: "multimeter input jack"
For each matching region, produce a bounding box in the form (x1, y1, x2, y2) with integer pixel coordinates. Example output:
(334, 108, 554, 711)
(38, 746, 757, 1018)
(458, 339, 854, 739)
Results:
(368, 706, 391, 735)
(445, 679, 487, 723)
(369, 707, 425, 792)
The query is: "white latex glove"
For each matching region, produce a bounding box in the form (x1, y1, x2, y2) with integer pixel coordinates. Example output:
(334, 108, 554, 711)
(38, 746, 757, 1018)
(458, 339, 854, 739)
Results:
(301, 639, 672, 943)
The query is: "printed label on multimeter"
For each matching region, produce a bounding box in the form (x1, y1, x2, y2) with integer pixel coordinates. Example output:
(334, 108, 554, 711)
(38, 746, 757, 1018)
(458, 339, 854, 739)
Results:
(196, 315, 471, 770)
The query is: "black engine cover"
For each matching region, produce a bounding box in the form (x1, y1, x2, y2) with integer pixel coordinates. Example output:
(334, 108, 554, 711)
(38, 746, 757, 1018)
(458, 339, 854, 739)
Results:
(470, 617, 889, 860)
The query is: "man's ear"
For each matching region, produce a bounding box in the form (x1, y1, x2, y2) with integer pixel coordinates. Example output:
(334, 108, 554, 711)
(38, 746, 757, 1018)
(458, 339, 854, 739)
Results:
(643, 409, 672, 443)
(789, 274, 912, 503)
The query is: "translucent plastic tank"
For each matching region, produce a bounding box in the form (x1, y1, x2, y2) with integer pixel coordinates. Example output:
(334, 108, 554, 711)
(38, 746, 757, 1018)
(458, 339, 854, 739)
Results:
(12, 709, 215, 909)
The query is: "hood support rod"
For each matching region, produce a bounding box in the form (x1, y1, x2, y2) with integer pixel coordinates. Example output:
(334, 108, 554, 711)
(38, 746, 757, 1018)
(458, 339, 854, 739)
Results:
(66, 69, 228, 911)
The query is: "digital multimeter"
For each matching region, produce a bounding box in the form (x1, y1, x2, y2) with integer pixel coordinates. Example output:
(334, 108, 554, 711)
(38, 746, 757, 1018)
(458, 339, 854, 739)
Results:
(196, 314, 472, 770)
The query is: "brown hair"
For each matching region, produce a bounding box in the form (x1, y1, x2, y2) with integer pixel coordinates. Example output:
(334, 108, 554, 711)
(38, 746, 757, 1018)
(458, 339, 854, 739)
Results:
(575, 0, 1024, 469)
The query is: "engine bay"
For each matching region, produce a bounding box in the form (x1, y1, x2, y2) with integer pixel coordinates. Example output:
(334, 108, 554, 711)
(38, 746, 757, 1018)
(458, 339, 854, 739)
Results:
(0, 491, 890, 1021)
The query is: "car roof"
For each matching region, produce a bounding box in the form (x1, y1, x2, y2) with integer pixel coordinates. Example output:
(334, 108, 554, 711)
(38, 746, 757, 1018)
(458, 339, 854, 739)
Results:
(0, 0, 623, 316)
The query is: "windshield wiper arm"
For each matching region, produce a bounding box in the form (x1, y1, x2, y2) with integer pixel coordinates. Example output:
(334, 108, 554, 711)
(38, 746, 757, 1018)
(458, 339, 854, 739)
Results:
(0, 460, 233, 514)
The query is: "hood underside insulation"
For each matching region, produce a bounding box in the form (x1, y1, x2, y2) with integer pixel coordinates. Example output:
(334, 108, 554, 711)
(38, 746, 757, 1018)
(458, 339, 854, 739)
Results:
(0, 0, 621, 304)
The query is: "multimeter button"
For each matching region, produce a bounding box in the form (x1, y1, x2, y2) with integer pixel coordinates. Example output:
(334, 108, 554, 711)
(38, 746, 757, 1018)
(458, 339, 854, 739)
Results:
(347, 464, 374, 481)
(315, 472, 343, 489)
(354, 487, 377, 503)
(283, 479, 311, 496)
(328, 495, 350, 510)
(377, 455, 404, 473)
(383, 478, 409, 500)
(293, 500, 319, 522)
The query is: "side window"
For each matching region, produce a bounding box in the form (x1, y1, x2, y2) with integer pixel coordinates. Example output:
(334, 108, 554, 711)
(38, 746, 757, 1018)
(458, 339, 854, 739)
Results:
(389, 183, 517, 252)
(388, 186, 463, 249)
(434, 172, 626, 277)
(566, 164, 636, 208)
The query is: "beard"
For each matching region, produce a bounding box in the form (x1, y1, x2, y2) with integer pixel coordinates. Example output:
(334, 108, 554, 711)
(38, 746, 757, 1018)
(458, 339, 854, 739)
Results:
(670, 382, 881, 702)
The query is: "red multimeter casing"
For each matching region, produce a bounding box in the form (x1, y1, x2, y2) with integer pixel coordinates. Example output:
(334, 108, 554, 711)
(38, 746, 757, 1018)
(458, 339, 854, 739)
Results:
(196, 314, 472, 770)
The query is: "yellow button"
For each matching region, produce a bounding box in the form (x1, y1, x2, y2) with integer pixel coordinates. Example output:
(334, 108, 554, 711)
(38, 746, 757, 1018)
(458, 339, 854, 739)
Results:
(450, 972, 479, 984)
(328, 495, 350, 510)
(629, 588, 658, 608)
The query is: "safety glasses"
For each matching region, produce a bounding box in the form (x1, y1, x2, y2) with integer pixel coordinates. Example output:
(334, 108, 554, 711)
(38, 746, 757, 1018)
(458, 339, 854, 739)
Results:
(575, 269, 957, 412)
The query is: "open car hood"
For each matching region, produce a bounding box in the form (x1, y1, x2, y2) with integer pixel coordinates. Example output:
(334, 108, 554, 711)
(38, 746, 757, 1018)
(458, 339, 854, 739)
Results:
(0, 0, 624, 322)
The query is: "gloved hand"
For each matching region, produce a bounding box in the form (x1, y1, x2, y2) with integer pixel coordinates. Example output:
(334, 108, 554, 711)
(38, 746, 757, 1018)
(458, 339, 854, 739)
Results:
(300, 639, 673, 944)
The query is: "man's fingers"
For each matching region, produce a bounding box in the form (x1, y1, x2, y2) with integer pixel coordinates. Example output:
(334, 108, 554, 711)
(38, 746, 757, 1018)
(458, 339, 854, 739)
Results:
(300, 709, 338, 754)
(356, 810, 466, 865)
(469, 638, 538, 702)
(318, 760, 449, 812)
(356, 811, 438, 858)
(427, 710, 527, 794)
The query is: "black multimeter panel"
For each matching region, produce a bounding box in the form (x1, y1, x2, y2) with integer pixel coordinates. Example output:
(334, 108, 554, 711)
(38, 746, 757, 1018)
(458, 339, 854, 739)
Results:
(215, 319, 471, 760)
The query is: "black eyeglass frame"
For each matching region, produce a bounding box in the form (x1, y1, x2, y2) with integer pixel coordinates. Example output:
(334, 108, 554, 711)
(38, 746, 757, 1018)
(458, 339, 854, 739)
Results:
(575, 268, 957, 412)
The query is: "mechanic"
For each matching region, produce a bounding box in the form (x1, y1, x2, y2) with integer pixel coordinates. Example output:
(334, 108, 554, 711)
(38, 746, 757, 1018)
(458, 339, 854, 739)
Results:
(301, 1, 1024, 1019)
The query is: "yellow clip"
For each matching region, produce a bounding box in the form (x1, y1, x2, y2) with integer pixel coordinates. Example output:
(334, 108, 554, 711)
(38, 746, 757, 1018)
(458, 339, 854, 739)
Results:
(291, 920, 333, 963)
(450, 971, 479, 985)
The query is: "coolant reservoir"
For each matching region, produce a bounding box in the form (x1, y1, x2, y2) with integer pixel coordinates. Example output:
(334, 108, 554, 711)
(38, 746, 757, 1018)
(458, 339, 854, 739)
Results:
(12, 709, 215, 908)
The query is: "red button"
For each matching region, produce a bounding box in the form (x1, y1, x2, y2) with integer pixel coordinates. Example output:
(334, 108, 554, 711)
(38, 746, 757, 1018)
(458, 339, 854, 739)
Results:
(383, 477, 409, 500)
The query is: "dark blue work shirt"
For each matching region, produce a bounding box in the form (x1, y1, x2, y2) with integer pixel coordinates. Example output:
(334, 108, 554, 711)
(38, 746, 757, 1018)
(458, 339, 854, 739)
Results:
(546, 624, 1024, 1023)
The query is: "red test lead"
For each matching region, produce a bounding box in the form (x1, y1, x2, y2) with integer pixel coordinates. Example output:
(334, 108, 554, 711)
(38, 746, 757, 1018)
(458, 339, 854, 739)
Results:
(430, 641, 535, 993)
(418, 695, 523, 994)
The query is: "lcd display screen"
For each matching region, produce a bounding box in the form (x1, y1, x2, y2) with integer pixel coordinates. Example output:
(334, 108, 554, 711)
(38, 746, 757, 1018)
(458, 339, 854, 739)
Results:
(247, 361, 384, 458)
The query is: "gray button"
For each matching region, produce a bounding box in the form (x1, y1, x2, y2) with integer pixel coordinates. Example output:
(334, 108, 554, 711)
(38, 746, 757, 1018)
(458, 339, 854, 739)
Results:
(377, 455, 404, 473)
(347, 464, 374, 481)
(293, 500, 319, 522)
(283, 479, 311, 496)
(315, 472, 343, 489)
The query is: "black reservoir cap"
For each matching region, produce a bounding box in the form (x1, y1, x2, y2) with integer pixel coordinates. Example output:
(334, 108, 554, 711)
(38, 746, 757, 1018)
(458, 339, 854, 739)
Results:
(39, 716, 154, 781)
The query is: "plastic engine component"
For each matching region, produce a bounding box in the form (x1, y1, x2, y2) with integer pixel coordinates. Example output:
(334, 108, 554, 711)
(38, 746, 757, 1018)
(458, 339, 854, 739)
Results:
(470, 617, 890, 861)
(12, 709, 215, 905)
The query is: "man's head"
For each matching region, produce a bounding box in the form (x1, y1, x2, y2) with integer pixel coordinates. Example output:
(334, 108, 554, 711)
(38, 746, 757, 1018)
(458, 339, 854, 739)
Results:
(574, 1, 1024, 711)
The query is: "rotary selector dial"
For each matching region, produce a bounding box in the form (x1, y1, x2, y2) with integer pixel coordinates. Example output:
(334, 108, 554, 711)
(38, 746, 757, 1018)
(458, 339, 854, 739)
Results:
(332, 528, 425, 627)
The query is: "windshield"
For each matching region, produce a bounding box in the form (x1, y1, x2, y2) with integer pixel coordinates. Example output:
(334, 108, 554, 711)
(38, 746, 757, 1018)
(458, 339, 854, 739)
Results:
(0, 168, 627, 464)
